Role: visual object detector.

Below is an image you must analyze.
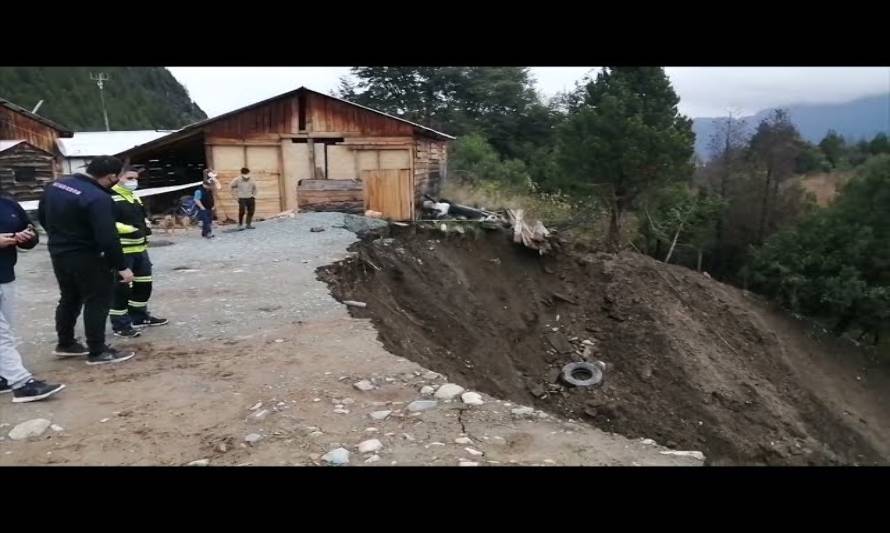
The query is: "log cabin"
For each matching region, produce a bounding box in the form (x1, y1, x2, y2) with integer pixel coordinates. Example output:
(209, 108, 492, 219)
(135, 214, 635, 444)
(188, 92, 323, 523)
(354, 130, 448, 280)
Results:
(0, 97, 73, 200)
(116, 87, 454, 222)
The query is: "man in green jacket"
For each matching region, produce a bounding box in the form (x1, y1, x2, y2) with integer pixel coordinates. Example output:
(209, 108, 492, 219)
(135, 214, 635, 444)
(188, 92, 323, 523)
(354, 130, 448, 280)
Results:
(109, 169, 168, 337)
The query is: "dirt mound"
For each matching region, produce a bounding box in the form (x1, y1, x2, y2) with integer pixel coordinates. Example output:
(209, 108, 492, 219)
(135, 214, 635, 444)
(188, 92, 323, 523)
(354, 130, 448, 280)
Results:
(318, 226, 890, 465)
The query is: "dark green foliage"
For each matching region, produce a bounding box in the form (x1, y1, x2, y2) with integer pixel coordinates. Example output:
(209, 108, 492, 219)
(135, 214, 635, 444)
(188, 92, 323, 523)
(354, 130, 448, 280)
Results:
(554, 67, 695, 247)
(0, 67, 206, 131)
(749, 155, 890, 341)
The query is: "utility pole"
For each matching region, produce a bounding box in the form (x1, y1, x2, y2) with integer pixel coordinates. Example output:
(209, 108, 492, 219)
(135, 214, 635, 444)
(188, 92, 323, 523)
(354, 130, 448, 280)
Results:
(90, 72, 110, 131)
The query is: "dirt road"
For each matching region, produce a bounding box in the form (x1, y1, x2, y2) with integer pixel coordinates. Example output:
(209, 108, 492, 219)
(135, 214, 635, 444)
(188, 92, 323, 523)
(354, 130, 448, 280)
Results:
(0, 214, 699, 466)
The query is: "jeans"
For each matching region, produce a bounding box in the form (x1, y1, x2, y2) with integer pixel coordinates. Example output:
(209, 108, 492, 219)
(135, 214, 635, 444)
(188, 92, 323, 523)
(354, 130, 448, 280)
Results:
(198, 208, 213, 237)
(51, 252, 115, 355)
(0, 282, 31, 389)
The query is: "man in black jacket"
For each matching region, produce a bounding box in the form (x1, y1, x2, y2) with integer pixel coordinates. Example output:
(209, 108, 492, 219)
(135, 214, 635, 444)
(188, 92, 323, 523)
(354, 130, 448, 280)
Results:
(38, 156, 136, 365)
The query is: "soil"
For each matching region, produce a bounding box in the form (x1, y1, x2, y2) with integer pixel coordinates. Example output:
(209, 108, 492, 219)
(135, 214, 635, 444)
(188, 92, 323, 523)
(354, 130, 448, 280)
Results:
(318, 225, 890, 466)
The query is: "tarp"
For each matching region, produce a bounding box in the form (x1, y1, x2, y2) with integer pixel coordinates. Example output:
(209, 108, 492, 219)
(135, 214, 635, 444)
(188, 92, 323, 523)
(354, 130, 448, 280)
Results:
(17, 181, 203, 212)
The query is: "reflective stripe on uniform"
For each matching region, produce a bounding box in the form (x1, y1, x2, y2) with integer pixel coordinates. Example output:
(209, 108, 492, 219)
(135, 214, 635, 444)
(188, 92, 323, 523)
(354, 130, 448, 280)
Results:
(128, 300, 148, 308)
(132, 276, 152, 283)
(119, 237, 145, 244)
(123, 246, 147, 254)
(109, 308, 128, 316)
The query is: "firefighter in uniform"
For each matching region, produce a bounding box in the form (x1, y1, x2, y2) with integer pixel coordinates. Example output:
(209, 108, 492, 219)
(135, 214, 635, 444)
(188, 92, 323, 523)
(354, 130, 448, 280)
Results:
(109, 169, 168, 337)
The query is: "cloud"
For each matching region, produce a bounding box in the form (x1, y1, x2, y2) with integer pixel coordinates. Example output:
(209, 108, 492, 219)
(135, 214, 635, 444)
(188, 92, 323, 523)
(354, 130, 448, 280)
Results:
(168, 67, 890, 120)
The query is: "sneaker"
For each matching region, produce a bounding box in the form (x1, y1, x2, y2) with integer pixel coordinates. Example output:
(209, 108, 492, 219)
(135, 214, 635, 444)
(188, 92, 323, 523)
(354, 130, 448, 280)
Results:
(87, 347, 136, 366)
(113, 327, 142, 338)
(246, 225, 255, 230)
(11, 379, 66, 403)
(53, 341, 90, 358)
(0, 377, 10, 394)
(237, 225, 245, 231)
(133, 315, 168, 328)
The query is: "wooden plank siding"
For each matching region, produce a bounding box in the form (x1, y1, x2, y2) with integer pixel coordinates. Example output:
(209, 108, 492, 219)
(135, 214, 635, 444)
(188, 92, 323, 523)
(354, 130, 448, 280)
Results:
(307, 94, 414, 137)
(0, 106, 63, 155)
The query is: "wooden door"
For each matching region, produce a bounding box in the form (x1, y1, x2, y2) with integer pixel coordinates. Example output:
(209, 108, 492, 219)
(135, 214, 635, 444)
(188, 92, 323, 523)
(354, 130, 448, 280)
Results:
(362, 168, 413, 221)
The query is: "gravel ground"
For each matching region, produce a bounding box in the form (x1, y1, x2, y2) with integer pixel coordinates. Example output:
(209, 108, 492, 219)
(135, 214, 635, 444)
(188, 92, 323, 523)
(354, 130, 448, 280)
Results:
(18, 212, 374, 345)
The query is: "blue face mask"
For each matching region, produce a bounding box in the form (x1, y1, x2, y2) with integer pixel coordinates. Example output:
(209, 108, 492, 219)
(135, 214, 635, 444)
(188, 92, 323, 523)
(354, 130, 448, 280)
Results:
(121, 180, 139, 191)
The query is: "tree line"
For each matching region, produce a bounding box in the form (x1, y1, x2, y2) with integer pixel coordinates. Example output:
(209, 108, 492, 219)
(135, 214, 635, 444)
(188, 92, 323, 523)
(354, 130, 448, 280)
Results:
(338, 67, 889, 345)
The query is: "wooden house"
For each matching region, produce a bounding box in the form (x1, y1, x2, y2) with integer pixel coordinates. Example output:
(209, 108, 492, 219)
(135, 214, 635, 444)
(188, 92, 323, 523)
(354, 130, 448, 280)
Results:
(116, 87, 453, 222)
(0, 97, 73, 200)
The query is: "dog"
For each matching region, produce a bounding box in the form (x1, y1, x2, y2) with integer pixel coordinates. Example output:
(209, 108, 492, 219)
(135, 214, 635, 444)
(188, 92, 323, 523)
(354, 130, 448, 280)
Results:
(156, 213, 192, 235)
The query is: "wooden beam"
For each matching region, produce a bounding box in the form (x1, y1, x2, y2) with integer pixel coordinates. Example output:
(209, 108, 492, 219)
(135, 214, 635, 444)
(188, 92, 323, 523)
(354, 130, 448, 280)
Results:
(307, 139, 317, 180)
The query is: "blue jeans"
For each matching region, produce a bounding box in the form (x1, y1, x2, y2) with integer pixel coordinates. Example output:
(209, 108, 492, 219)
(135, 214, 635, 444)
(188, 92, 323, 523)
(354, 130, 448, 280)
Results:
(198, 208, 213, 237)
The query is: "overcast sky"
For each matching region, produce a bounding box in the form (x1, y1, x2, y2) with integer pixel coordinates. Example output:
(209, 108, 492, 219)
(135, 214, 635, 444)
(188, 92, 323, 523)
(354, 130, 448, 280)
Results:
(167, 67, 890, 119)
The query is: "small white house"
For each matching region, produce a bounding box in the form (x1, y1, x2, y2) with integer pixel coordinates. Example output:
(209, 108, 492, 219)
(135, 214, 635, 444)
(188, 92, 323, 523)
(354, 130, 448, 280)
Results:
(57, 130, 176, 174)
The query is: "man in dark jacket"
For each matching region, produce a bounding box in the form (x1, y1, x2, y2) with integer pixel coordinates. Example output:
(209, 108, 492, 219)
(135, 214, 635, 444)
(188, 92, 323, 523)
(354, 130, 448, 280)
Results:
(37, 156, 136, 365)
(108, 169, 168, 337)
(0, 197, 66, 402)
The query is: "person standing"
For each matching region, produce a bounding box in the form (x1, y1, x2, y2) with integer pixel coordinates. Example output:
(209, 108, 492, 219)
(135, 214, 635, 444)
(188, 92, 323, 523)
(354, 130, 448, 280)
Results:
(108, 169, 168, 337)
(230, 167, 257, 230)
(194, 170, 219, 239)
(37, 156, 136, 365)
(0, 198, 66, 402)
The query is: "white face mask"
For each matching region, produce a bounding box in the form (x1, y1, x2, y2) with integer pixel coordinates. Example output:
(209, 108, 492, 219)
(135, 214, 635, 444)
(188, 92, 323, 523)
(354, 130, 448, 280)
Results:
(121, 180, 139, 191)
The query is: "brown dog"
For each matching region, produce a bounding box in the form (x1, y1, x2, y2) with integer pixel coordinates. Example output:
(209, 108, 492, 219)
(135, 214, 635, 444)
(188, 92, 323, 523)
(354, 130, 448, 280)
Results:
(157, 214, 192, 235)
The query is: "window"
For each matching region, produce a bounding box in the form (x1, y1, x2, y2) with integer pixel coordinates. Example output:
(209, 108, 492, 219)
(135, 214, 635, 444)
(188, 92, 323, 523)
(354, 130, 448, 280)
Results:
(13, 167, 36, 183)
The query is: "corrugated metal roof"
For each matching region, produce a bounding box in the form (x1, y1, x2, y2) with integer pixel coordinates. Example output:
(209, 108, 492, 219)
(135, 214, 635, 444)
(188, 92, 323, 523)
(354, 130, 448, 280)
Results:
(116, 86, 454, 159)
(0, 97, 73, 136)
(57, 130, 178, 157)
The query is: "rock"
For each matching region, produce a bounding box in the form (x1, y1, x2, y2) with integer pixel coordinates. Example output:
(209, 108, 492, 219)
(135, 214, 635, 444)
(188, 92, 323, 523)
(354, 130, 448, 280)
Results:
(309, 431, 324, 437)
(358, 439, 383, 454)
(434, 383, 465, 400)
(217, 442, 229, 453)
(310, 226, 326, 232)
(420, 385, 435, 396)
(333, 408, 350, 414)
(640, 438, 657, 446)
(50, 424, 64, 432)
(407, 400, 438, 412)
(545, 332, 574, 354)
(365, 427, 379, 433)
(581, 339, 596, 346)
(250, 409, 270, 421)
(244, 433, 263, 445)
(100, 418, 110, 423)
(461, 392, 484, 406)
(343, 300, 367, 308)
(659, 450, 706, 461)
(422, 371, 442, 381)
(529, 384, 546, 398)
(543, 459, 556, 464)
(511, 406, 536, 418)
(322, 448, 350, 465)
(187, 459, 210, 466)
(365, 454, 381, 464)
(465, 447, 484, 456)
(455, 437, 473, 445)
(353, 380, 375, 392)
(459, 460, 480, 467)
(369, 410, 392, 420)
(341, 398, 355, 405)
(249, 402, 263, 411)
(8, 419, 52, 440)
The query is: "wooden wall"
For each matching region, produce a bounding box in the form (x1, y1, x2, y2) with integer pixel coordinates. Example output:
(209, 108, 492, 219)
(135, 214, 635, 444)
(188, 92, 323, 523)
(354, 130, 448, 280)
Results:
(207, 144, 283, 221)
(0, 106, 63, 155)
(308, 94, 414, 137)
(205, 97, 299, 141)
(0, 143, 57, 200)
(414, 138, 447, 209)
